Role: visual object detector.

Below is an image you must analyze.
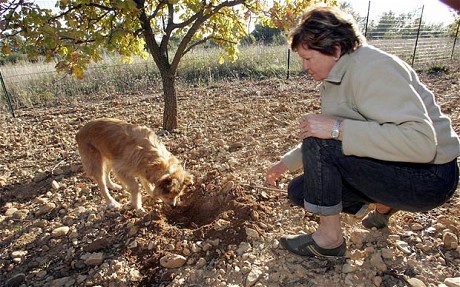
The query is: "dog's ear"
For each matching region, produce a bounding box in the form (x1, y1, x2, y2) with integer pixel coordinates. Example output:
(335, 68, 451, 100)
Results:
(159, 176, 180, 192)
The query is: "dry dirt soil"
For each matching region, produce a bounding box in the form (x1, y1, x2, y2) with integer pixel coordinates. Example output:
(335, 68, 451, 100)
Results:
(1, 64, 460, 287)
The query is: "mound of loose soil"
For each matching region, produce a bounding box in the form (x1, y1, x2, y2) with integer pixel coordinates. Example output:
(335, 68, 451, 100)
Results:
(1, 64, 459, 287)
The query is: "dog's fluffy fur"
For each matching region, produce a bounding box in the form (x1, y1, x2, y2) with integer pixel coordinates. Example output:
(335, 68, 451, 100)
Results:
(76, 118, 193, 210)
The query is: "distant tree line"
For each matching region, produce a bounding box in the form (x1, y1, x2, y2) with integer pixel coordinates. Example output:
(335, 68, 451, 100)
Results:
(339, 2, 459, 39)
(238, 4, 459, 45)
(365, 11, 453, 39)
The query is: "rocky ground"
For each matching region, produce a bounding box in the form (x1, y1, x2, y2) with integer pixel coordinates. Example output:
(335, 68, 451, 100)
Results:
(1, 63, 460, 287)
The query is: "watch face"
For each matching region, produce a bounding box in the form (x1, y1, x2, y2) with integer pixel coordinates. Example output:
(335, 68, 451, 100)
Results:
(332, 119, 341, 139)
(332, 130, 339, 138)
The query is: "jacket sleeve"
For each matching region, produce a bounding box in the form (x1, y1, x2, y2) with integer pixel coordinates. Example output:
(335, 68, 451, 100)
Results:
(281, 143, 303, 172)
(342, 58, 437, 163)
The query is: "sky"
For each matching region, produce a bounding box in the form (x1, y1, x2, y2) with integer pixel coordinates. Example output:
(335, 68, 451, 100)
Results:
(36, 0, 457, 25)
(340, 0, 457, 25)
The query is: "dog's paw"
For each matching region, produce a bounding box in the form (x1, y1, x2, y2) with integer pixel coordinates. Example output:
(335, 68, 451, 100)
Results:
(107, 201, 122, 209)
(134, 207, 147, 216)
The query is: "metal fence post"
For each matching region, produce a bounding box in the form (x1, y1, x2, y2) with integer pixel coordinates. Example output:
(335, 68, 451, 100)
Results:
(286, 48, 291, 80)
(0, 70, 15, 118)
(451, 21, 460, 60)
(411, 5, 424, 66)
(364, 1, 371, 38)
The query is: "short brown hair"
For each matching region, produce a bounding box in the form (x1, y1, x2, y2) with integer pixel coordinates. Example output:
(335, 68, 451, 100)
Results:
(288, 6, 365, 56)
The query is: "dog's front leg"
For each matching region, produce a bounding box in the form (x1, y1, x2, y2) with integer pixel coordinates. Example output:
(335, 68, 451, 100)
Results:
(118, 175, 145, 211)
(95, 178, 121, 209)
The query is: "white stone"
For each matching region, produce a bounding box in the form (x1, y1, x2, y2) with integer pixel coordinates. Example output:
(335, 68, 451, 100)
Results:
(411, 223, 424, 231)
(395, 240, 412, 254)
(11, 250, 27, 259)
(407, 277, 426, 287)
(51, 180, 60, 190)
(5, 208, 18, 217)
(245, 227, 259, 239)
(443, 232, 459, 250)
(51, 226, 70, 238)
(444, 277, 460, 287)
(245, 267, 262, 287)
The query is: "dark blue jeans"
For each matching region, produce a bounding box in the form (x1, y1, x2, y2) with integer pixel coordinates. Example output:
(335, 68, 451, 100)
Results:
(288, 138, 459, 216)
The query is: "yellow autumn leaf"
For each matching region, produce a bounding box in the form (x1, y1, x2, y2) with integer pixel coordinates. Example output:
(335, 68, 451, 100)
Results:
(73, 65, 84, 79)
(1, 43, 11, 55)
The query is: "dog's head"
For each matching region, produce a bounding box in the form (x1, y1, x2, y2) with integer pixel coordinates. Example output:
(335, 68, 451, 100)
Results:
(154, 162, 194, 206)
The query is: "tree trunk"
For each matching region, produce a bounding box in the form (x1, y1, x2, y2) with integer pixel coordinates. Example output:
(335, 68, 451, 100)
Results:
(161, 72, 177, 131)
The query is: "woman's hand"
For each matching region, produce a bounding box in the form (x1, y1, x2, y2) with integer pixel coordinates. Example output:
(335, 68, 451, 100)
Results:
(265, 161, 288, 186)
(299, 114, 338, 140)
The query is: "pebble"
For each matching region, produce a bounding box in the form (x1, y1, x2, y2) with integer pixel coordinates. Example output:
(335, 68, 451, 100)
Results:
(35, 202, 56, 216)
(11, 250, 27, 259)
(395, 240, 412, 254)
(342, 263, 357, 273)
(349, 228, 370, 246)
(444, 277, 460, 287)
(407, 277, 426, 287)
(236, 242, 252, 255)
(33, 171, 48, 182)
(245, 227, 259, 239)
(369, 253, 387, 271)
(5, 208, 18, 217)
(49, 276, 74, 287)
(195, 257, 207, 268)
(214, 219, 231, 231)
(51, 180, 60, 190)
(160, 254, 186, 268)
(84, 238, 110, 252)
(51, 226, 70, 238)
(12, 210, 28, 220)
(245, 267, 262, 287)
(443, 232, 459, 249)
(5, 273, 26, 287)
(83, 253, 105, 266)
(381, 248, 394, 259)
(411, 223, 424, 231)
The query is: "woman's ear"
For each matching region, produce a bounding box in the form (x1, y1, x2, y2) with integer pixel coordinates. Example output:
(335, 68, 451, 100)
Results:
(333, 45, 342, 61)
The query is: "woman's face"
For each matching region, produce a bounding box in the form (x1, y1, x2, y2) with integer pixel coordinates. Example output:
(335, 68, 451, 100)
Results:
(296, 45, 339, 81)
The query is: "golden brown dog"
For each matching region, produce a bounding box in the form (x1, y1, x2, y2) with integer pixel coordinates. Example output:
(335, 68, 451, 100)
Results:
(75, 118, 194, 211)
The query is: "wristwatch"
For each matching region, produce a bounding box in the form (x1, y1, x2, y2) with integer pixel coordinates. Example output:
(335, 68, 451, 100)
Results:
(331, 119, 342, 139)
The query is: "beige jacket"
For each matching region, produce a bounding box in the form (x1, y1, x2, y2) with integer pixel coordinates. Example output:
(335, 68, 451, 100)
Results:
(282, 44, 460, 172)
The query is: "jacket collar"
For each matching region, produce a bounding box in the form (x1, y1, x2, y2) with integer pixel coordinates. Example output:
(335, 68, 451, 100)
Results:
(324, 51, 353, 84)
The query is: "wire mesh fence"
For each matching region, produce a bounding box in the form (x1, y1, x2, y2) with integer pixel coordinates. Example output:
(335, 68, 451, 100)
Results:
(357, 3, 459, 66)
